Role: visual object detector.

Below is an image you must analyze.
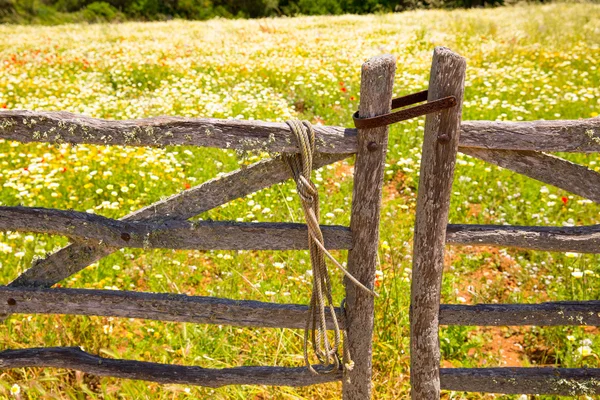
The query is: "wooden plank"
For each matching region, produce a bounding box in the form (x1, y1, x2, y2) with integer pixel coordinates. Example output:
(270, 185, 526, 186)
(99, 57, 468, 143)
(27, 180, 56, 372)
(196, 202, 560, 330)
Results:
(459, 118, 600, 153)
(0, 287, 344, 329)
(3, 110, 598, 155)
(0, 347, 342, 387)
(460, 148, 600, 204)
(440, 367, 600, 395)
(446, 223, 600, 254)
(0, 207, 352, 251)
(0, 110, 356, 153)
(410, 47, 466, 400)
(343, 54, 396, 400)
(9, 153, 349, 289)
(439, 301, 600, 326)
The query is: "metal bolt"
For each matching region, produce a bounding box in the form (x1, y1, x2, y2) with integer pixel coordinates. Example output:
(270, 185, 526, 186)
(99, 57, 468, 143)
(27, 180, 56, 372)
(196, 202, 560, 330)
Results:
(121, 232, 131, 242)
(438, 133, 450, 143)
(367, 141, 379, 152)
(7, 298, 16, 306)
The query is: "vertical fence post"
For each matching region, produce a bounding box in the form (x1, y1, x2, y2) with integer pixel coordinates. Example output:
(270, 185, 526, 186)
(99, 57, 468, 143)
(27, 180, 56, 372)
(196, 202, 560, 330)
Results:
(410, 47, 466, 399)
(342, 54, 396, 399)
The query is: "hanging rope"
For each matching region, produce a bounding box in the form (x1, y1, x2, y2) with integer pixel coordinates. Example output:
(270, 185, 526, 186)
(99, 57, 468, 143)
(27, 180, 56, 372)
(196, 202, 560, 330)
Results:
(283, 119, 377, 375)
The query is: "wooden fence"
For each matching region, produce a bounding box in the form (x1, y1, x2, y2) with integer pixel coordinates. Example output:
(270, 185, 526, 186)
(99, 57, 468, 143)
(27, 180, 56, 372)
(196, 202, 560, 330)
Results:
(0, 46, 599, 398)
(411, 49, 600, 398)
(0, 53, 398, 399)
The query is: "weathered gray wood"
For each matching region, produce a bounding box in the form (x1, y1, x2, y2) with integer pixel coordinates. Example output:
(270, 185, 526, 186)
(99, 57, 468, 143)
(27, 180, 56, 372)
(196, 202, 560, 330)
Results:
(447, 223, 600, 254)
(440, 367, 600, 395)
(0, 347, 342, 387)
(439, 301, 600, 326)
(459, 118, 600, 153)
(9, 153, 349, 289)
(0, 110, 356, 153)
(0, 207, 352, 251)
(4, 110, 599, 155)
(343, 54, 396, 400)
(0, 287, 344, 329)
(460, 148, 600, 204)
(410, 47, 466, 400)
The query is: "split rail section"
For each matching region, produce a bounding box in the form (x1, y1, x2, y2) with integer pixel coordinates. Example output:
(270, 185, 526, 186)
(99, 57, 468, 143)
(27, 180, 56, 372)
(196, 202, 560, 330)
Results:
(411, 48, 600, 398)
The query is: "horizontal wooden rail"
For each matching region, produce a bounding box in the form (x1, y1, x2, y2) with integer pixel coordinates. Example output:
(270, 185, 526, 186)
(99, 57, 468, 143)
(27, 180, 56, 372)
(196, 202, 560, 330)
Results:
(460, 148, 600, 204)
(0, 287, 344, 329)
(3, 110, 599, 153)
(440, 367, 600, 395)
(0, 110, 356, 153)
(0, 347, 342, 387)
(9, 152, 349, 289)
(447, 224, 600, 253)
(460, 118, 600, 152)
(440, 301, 600, 326)
(0, 207, 352, 251)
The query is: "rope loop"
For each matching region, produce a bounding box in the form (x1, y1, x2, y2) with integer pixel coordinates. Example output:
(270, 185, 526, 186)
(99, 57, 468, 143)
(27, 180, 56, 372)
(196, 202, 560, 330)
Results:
(283, 119, 376, 375)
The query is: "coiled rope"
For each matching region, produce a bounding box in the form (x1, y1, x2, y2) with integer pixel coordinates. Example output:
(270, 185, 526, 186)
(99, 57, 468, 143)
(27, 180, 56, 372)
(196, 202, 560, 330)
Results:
(283, 120, 378, 374)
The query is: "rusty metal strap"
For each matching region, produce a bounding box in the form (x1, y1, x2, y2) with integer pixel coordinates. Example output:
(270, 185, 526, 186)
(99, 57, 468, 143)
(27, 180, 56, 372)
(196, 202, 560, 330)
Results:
(352, 89, 457, 130)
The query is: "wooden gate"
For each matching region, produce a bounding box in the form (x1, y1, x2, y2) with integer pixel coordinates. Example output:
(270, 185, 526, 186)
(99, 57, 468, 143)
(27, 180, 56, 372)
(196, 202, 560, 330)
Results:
(0, 54, 404, 398)
(411, 48, 600, 398)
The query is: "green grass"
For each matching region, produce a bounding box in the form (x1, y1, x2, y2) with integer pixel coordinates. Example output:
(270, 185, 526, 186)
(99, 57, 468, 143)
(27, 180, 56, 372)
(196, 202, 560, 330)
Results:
(0, 3, 600, 399)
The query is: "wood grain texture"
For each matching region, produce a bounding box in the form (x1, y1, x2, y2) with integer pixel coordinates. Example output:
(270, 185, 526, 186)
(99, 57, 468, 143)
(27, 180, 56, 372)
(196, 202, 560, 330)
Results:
(0, 347, 342, 387)
(460, 148, 600, 204)
(342, 54, 396, 400)
(440, 367, 600, 395)
(410, 47, 466, 400)
(3, 111, 599, 155)
(447, 223, 600, 253)
(0, 287, 344, 329)
(9, 153, 349, 289)
(0, 207, 352, 251)
(459, 118, 600, 152)
(0, 110, 356, 153)
(439, 301, 600, 326)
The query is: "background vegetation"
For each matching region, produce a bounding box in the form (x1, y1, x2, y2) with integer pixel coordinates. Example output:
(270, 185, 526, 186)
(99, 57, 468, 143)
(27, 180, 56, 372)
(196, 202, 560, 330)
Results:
(0, 2, 599, 399)
(4, 0, 528, 24)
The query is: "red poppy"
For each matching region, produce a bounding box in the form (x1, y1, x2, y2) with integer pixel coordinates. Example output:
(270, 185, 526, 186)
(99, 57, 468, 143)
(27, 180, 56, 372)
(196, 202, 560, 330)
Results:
(1, 104, 6, 109)
(340, 87, 347, 93)
(61, 167, 67, 173)
(350, 96, 355, 101)
(184, 182, 191, 189)
(561, 196, 568, 205)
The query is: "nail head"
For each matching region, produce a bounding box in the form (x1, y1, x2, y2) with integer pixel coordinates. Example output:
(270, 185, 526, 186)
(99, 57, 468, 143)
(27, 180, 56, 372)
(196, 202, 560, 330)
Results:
(367, 141, 379, 152)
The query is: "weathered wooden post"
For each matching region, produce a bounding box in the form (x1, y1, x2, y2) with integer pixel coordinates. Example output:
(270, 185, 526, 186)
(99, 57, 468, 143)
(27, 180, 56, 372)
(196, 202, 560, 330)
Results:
(410, 47, 466, 399)
(343, 54, 396, 399)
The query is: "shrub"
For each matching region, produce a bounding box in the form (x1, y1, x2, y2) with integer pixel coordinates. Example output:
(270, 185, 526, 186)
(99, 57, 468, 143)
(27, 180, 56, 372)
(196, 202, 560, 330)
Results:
(0, 0, 16, 16)
(82, 1, 121, 21)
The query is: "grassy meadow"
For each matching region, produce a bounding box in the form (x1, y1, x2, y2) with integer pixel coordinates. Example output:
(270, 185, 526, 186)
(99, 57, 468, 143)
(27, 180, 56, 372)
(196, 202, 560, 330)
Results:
(1, 2, 600, 398)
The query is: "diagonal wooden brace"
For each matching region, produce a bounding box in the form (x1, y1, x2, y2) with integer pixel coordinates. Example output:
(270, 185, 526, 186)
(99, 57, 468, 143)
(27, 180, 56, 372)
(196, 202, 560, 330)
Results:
(1, 152, 351, 320)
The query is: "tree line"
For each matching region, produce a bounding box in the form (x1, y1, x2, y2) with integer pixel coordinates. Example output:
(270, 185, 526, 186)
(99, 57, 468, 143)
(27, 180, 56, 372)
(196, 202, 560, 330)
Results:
(1, 0, 516, 23)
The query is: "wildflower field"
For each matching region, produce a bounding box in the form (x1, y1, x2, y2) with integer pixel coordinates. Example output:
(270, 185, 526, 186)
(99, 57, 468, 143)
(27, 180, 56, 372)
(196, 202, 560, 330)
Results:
(1, 3, 600, 399)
